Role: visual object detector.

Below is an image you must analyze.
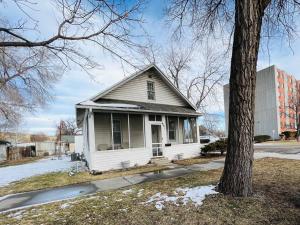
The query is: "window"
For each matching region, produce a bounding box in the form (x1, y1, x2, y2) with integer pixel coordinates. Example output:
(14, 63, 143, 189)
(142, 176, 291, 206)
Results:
(113, 119, 122, 145)
(183, 117, 197, 144)
(147, 81, 155, 100)
(168, 117, 177, 141)
(149, 115, 162, 121)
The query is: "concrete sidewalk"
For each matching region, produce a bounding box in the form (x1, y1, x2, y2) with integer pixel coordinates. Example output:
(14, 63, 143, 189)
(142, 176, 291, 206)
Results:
(0, 160, 224, 213)
(0, 151, 299, 213)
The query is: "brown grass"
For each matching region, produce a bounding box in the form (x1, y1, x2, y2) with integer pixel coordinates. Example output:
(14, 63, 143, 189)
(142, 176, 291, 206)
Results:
(173, 154, 224, 166)
(0, 164, 168, 197)
(0, 158, 299, 225)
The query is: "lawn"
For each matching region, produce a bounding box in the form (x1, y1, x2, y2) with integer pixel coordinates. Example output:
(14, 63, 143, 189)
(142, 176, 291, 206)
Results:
(173, 154, 224, 166)
(0, 164, 168, 197)
(0, 158, 299, 225)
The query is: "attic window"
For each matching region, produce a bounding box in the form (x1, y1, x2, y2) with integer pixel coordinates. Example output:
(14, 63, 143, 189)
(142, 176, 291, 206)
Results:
(147, 81, 155, 100)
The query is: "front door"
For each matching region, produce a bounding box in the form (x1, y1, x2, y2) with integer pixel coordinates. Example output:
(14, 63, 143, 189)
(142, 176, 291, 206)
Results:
(151, 124, 163, 157)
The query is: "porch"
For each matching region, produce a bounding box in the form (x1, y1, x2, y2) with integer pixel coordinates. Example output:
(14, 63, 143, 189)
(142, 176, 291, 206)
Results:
(85, 111, 201, 171)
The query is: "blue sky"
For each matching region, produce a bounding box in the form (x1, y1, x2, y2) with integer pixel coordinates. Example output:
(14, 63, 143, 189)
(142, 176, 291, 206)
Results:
(2, 0, 300, 135)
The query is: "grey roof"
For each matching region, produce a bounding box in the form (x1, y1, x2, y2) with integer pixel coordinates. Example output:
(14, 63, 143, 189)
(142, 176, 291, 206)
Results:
(79, 99, 201, 116)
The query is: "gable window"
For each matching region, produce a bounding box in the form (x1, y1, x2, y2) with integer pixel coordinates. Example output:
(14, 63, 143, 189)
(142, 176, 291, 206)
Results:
(147, 81, 155, 100)
(113, 119, 122, 146)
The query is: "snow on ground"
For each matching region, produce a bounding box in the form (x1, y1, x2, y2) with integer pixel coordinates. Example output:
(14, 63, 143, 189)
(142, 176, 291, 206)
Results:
(0, 155, 76, 187)
(143, 185, 218, 210)
(254, 152, 300, 160)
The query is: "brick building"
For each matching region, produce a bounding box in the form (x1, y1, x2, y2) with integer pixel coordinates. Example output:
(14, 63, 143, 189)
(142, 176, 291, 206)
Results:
(224, 65, 299, 139)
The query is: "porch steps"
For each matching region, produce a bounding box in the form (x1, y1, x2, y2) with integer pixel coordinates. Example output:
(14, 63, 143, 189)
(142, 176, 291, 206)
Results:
(150, 157, 170, 165)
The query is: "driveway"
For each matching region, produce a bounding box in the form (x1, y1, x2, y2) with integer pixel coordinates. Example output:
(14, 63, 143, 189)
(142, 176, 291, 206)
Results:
(254, 143, 300, 154)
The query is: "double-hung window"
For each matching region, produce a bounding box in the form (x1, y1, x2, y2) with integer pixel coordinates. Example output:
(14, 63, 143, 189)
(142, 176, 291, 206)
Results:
(147, 81, 155, 100)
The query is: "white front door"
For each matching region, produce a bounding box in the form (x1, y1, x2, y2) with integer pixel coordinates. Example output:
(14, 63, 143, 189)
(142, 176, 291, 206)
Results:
(151, 124, 163, 157)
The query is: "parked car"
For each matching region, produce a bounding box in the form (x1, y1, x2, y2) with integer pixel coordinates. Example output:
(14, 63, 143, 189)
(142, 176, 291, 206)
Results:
(199, 135, 220, 144)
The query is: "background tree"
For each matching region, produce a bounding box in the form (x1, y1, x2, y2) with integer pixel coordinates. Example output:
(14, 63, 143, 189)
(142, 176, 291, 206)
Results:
(0, 0, 147, 128)
(30, 133, 48, 142)
(56, 118, 80, 137)
(143, 39, 227, 111)
(166, 0, 300, 196)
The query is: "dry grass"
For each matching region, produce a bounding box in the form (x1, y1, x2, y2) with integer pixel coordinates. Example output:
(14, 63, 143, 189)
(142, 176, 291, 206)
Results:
(173, 154, 224, 166)
(0, 158, 299, 225)
(0, 164, 168, 197)
(0, 157, 44, 168)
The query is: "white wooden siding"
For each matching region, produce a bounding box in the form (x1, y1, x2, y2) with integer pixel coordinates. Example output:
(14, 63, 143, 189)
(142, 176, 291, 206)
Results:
(102, 71, 188, 106)
(164, 143, 201, 160)
(90, 148, 151, 171)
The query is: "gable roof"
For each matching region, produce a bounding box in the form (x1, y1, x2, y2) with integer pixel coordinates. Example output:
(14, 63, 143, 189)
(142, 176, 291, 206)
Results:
(89, 64, 197, 110)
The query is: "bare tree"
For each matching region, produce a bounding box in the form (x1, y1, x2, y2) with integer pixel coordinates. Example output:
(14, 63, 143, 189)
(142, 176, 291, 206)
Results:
(143, 39, 227, 111)
(166, 0, 300, 196)
(56, 118, 79, 137)
(30, 132, 49, 142)
(0, 0, 147, 127)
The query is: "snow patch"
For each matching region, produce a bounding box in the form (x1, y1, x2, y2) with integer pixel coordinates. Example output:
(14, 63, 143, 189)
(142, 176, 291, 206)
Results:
(60, 203, 71, 209)
(122, 189, 133, 194)
(0, 155, 76, 186)
(143, 185, 218, 210)
(7, 210, 26, 220)
(137, 189, 144, 197)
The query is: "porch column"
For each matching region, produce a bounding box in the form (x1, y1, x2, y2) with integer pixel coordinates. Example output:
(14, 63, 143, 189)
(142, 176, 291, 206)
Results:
(88, 109, 96, 152)
(128, 114, 131, 149)
(143, 114, 146, 147)
(196, 117, 200, 144)
(111, 113, 114, 150)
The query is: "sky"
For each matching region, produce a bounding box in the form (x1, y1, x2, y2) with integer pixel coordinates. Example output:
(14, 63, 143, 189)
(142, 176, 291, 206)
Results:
(1, 0, 300, 135)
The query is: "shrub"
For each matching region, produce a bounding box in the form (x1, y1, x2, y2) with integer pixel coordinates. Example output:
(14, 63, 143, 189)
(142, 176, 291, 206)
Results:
(43, 152, 49, 156)
(201, 139, 227, 156)
(254, 135, 271, 143)
(281, 131, 297, 140)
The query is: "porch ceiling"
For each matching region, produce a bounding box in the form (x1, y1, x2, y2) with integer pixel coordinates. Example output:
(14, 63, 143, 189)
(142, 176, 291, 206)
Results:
(77, 99, 201, 116)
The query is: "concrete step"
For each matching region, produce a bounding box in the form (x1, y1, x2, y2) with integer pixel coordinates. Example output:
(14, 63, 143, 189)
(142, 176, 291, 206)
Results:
(150, 157, 170, 165)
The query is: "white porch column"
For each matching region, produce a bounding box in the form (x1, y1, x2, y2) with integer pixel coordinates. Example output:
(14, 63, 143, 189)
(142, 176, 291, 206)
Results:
(196, 117, 200, 144)
(128, 113, 131, 149)
(88, 109, 96, 152)
(111, 113, 114, 150)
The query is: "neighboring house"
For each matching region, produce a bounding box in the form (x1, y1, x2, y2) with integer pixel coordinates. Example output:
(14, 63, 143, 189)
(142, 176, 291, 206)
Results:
(60, 135, 75, 152)
(224, 65, 299, 138)
(0, 141, 11, 161)
(76, 64, 202, 172)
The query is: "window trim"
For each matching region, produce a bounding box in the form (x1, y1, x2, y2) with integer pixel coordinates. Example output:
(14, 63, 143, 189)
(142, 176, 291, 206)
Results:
(147, 81, 155, 100)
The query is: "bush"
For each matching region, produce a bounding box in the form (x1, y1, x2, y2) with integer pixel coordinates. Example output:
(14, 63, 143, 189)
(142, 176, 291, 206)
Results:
(201, 139, 227, 156)
(43, 152, 49, 156)
(254, 135, 271, 143)
(281, 131, 297, 140)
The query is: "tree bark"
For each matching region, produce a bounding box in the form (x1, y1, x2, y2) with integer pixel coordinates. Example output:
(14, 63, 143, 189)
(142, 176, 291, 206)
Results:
(218, 0, 270, 196)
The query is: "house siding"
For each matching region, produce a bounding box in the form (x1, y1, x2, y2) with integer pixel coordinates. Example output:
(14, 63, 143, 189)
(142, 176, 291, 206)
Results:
(102, 71, 188, 106)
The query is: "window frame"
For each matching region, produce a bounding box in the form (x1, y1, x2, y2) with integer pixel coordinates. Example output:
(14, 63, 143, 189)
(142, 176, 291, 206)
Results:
(147, 81, 155, 100)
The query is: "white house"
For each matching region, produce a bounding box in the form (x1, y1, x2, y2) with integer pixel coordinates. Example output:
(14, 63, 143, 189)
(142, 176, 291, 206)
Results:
(75, 64, 202, 172)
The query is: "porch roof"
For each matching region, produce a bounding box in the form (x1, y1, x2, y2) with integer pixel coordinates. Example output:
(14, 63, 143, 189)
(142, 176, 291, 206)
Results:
(76, 99, 201, 116)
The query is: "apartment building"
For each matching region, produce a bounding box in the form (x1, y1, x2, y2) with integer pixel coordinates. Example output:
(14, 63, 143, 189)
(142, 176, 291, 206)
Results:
(224, 65, 299, 138)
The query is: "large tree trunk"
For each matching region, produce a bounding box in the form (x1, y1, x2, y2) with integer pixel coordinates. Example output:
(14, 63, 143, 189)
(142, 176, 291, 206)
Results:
(218, 0, 270, 197)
